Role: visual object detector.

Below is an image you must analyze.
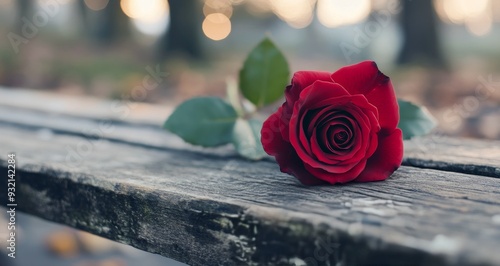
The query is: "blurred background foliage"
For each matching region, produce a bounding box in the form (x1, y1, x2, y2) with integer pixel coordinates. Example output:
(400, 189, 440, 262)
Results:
(0, 0, 499, 139)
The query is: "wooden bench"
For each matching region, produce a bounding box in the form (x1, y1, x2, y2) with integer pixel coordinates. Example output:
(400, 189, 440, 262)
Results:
(1, 88, 500, 266)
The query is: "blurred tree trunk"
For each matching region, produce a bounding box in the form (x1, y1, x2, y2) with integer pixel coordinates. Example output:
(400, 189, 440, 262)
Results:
(78, 0, 129, 44)
(397, 0, 445, 66)
(78, 0, 89, 34)
(16, 0, 32, 31)
(157, 0, 203, 60)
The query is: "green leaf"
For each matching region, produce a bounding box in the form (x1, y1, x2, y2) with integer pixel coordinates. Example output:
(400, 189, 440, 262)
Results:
(232, 118, 267, 160)
(398, 99, 437, 140)
(239, 38, 290, 108)
(164, 97, 238, 147)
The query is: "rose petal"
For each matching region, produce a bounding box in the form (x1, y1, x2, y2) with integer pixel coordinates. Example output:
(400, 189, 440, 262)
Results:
(304, 159, 367, 184)
(328, 125, 353, 150)
(365, 80, 399, 131)
(314, 116, 359, 160)
(330, 61, 383, 95)
(261, 107, 285, 156)
(306, 108, 341, 136)
(294, 92, 381, 169)
(285, 71, 333, 106)
(261, 108, 327, 185)
(280, 72, 333, 142)
(294, 170, 329, 185)
(308, 95, 380, 167)
(277, 145, 329, 186)
(308, 125, 361, 174)
(279, 101, 294, 142)
(330, 106, 373, 166)
(310, 127, 340, 164)
(276, 143, 328, 186)
(299, 80, 351, 105)
(289, 82, 352, 167)
(331, 61, 398, 131)
(284, 80, 351, 143)
(354, 129, 404, 182)
(343, 104, 380, 162)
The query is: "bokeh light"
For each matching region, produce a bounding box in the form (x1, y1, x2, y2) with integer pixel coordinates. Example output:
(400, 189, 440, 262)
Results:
(270, 0, 315, 29)
(202, 13, 232, 41)
(120, 0, 170, 36)
(84, 0, 109, 11)
(317, 0, 371, 28)
(443, 0, 489, 23)
(204, 0, 234, 18)
(121, 0, 168, 21)
(493, 0, 500, 22)
(434, 0, 493, 36)
(466, 12, 493, 36)
(371, 0, 391, 11)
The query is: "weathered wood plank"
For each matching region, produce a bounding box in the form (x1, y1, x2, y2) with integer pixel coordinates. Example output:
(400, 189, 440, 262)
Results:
(403, 136, 500, 178)
(1, 124, 500, 266)
(0, 87, 170, 124)
(0, 105, 499, 179)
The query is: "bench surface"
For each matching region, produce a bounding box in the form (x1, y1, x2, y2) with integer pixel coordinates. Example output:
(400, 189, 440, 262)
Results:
(1, 88, 500, 266)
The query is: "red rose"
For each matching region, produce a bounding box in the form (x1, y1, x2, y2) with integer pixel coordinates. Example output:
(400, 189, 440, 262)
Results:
(261, 61, 403, 185)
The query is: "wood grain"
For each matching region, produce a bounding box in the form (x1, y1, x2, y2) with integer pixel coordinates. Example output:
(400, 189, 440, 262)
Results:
(403, 136, 500, 178)
(1, 124, 500, 266)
